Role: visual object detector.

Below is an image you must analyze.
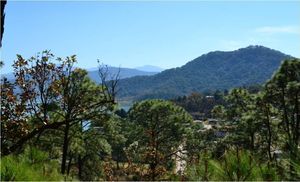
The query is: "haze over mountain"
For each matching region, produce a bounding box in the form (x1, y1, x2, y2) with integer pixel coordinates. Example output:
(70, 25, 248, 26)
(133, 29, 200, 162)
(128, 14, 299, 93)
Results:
(87, 66, 158, 83)
(117, 45, 293, 101)
(2, 66, 158, 83)
(135, 65, 165, 72)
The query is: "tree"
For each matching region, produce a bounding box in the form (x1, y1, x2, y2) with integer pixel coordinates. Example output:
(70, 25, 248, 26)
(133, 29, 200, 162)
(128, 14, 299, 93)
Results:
(55, 60, 117, 175)
(0, 51, 118, 173)
(212, 88, 277, 158)
(208, 58, 300, 180)
(254, 92, 279, 161)
(1, 78, 30, 154)
(171, 91, 226, 119)
(265, 58, 300, 178)
(218, 88, 259, 150)
(1, 51, 63, 155)
(127, 100, 193, 180)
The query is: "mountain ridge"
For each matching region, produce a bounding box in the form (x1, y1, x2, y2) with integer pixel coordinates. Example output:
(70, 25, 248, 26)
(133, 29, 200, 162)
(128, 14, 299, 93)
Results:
(117, 45, 294, 100)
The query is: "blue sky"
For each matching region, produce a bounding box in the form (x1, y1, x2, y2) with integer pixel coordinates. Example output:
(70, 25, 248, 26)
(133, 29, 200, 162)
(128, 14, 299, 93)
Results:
(1, 1, 300, 74)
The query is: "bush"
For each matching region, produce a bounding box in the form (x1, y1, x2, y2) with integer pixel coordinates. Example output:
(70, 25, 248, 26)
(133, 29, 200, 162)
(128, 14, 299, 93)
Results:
(0, 146, 63, 181)
(185, 148, 280, 181)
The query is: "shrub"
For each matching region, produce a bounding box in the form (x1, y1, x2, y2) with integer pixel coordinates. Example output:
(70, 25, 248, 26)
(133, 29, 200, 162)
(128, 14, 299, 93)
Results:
(0, 146, 63, 181)
(186, 148, 280, 181)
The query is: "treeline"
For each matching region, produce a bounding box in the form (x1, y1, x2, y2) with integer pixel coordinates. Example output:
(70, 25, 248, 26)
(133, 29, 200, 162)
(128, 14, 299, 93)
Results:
(1, 51, 300, 181)
(171, 91, 227, 119)
(171, 84, 262, 119)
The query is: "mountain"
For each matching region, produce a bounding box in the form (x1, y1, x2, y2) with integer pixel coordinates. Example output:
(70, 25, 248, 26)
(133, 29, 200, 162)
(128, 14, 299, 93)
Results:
(87, 66, 158, 83)
(118, 45, 293, 101)
(135, 65, 165, 72)
(1, 66, 158, 83)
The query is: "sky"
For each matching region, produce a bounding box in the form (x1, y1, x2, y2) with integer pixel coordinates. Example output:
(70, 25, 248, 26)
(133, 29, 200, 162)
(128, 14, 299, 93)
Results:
(1, 1, 300, 74)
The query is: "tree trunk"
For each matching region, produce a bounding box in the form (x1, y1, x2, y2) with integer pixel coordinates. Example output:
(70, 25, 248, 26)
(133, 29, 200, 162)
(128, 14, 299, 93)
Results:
(265, 104, 273, 161)
(2, 121, 65, 156)
(294, 94, 299, 151)
(61, 120, 70, 174)
(150, 162, 156, 181)
(78, 155, 83, 180)
(116, 159, 120, 170)
(67, 153, 73, 176)
(250, 132, 255, 151)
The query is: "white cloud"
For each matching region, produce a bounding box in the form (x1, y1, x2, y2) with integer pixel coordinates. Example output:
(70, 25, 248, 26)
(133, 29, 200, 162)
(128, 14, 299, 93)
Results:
(255, 26, 300, 34)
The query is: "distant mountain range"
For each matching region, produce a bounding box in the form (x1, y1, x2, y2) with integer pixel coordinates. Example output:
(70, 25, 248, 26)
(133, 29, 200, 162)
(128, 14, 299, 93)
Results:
(87, 66, 159, 83)
(135, 65, 165, 72)
(2, 46, 295, 102)
(117, 45, 293, 101)
(1, 66, 160, 83)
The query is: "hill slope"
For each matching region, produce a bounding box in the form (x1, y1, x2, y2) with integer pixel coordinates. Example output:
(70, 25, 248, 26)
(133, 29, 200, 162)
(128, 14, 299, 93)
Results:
(118, 45, 292, 100)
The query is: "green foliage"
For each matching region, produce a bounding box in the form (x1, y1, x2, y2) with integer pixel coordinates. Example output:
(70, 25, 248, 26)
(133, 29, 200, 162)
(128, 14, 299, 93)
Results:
(207, 58, 300, 180)
(172, 91, 226, 119)
(186, 149, 279, 181)
(210, 149, 262, 181)
(1, 51, 299, 181)
(185, 151, 213, 181)
(126, 99, 193, 180)
(264, 59, 300, 179)
(0, 147, 63, 181)
(259, 163, 280, 181)
(78, 154, 105, 181)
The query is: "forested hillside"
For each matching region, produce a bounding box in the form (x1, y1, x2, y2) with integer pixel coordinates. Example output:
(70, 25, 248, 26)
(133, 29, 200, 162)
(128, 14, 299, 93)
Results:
(118, 45, 291, 100)
(2, 0, 299, 181)
(1, 51, 300, 181)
